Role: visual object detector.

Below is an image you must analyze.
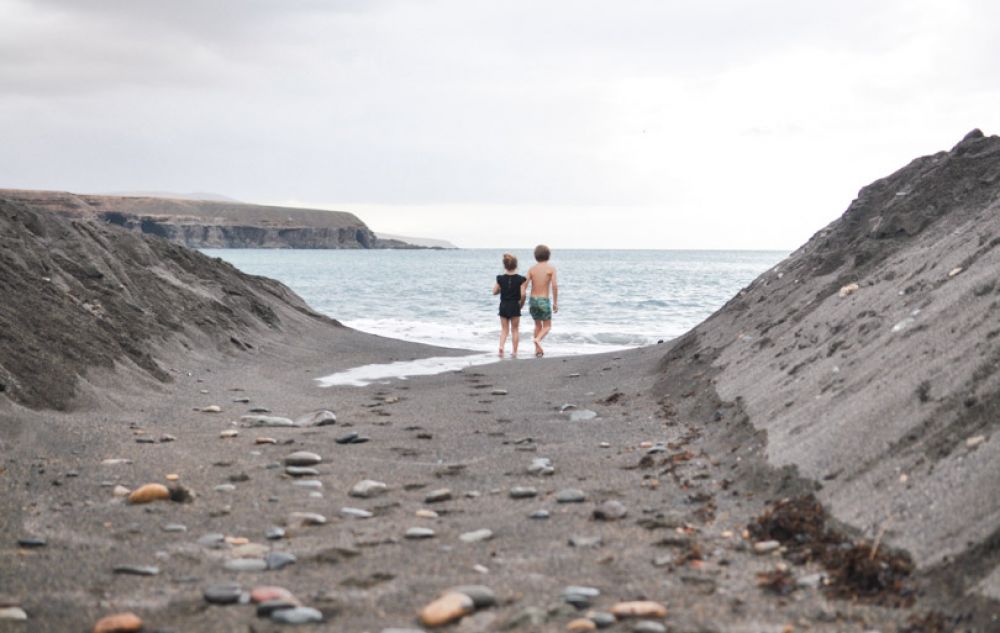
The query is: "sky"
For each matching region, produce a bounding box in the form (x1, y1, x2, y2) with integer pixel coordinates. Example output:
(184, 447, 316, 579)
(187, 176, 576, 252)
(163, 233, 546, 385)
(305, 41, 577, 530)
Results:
(1, 1, 999, 249)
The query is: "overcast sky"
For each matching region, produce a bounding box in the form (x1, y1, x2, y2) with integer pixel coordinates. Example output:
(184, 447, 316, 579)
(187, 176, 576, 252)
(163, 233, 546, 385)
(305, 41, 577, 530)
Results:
(2, 1, 998, 249)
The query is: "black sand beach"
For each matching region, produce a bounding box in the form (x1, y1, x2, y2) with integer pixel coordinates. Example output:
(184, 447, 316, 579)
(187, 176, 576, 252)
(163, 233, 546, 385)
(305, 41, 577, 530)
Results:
(3, 132, 1000, 632)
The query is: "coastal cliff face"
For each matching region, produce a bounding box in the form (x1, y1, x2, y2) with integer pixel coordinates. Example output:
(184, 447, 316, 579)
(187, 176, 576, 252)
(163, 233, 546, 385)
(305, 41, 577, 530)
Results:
(660, 130, 1000, 602)
(0, 189, 419, 249)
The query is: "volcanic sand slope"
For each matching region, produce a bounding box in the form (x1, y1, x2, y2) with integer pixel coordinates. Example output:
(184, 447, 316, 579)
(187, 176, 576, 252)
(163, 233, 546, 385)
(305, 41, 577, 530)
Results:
(662, 129, 1000, 602)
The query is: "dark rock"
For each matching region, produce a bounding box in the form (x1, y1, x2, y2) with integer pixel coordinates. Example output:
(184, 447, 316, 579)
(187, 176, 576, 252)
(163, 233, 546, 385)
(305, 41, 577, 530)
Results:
(203, 583, 243, 605)
(113, 565, 160, 576)
(266, 552, 297, 570)
(16, 537, 46, 548)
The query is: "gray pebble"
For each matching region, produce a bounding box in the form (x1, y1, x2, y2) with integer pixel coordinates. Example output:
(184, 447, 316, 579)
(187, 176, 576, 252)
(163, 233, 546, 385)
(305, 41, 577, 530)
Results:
(568, 535, 603, 548)
(293, 479, 323, 489)
(214, 483, 236, 493)
(270, 606, 323, 624)
(527, 457, 554, 476)
(425, 488, 453, 503)
(569, 409, 598, 421)
(509, 486, 538, 499)
(113, 565, 160, 576)
(459, 529, 494, 543)
(562, 586, 600, 608)
(556, 488, 586, 503)
(285, 466, 320, 477)
(587, 611, 617, 628)
(257, 599, 300, 617)
(295, 410, 337, 427)
(161, 523, 188, 533)
(288, 512, 327, 526)
(405, 527, 436, 539)
(284, 451, 322, 466)
(266, 551, 297, 570)
(242, 415, 296, 427)
(224, 558, 268, 572)
(529, 509, 550, 520)
(450, 585, 497, 607)
(340, 507, 374, 519)
(350, 479, 388, 498)
(197, 533, 226, 548)
(203, 583, 243, 604)
(593, 500, 628, 520)
(335, 432, 359, 444)
(266, 526, 286, 540)
(491, 388, 508, 396)
(632, 621, 666, 633)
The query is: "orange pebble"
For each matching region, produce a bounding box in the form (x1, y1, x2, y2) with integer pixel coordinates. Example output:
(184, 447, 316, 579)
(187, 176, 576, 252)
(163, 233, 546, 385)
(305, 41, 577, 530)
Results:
(93, 612, 143, 633)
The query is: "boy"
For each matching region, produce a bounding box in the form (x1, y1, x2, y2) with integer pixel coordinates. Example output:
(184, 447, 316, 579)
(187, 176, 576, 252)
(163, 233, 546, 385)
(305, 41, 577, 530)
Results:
(526, 244, 558, 357)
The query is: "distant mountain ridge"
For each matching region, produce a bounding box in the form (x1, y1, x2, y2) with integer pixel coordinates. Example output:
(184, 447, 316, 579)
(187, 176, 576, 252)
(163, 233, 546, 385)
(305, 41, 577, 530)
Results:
(375, 232, 458, 249)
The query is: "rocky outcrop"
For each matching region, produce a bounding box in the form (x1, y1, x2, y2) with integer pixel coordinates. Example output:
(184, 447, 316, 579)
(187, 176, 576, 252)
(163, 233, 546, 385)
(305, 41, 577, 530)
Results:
(658, 129, 1000, 603)
(0, 189, 423, 249)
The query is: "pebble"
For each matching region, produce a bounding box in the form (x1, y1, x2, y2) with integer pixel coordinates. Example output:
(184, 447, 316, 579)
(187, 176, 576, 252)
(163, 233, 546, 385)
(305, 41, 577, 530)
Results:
(419, 592, 474, 627)
(529, 510, 550, 520)
(405, 527, 436, 539)
(586, 611, 617, 628)
(556, 488, 587, 503)
(609, 601, 668, 619)
(285, 466, 320, 477)
(251, 585, 297, 604)
(258, 599, 301, 617)
(967, 435, 986, 449)
(491, 388, 508, 396)
(459, 529, 494, 543)
(632, 621, 667, 633)
(214, 484, 236, 493)
(266, 527, 286, 540)
(416, 509, 439, 519)
(224, 558, 268, 572)
(559, 403, 577, 412)
(569, 409, 598, 421)
(113, 565, 160, 576)
(797, 573, 826, 589)
(527, 457, 555, 476)
(165, 473, 179, 481)
(270, 606, 324, 624)
(284, 451, 322, 466)
(266, 551, 297, 570)
(288, 512, 327, 527)
(256, 437, 278, 445)
(203, 583, 243, 605)
(335, 432, 360, 444)
(293, 479, 323, 489)
(753, 540, 781, 554)
(112, 485, 130, 498)
(241, 415, 296, 428)
(219, 429, 239, 438)
(200, 405, 222, 413)
(296, 410, 337, 427)
(135, 437, 155, 444)
(351, 479, 388, 498)
(249, 407, 271, 413)
(569, 373, 581, 377)
(92, 612, 143, 632)
(197, 533, 226, 548)
(162, 523, 187, 533)
(569, 535, 603, 548)
(567, 618, 597, 631)
(341, 507, 374, 519)
(450, 585, 497, 608)
(231, 543, 268, 556)
(599, 442, 610, 448)
(509, 486, 538, 499)
(16, 537, 46, 548)
(425, 488, 453, 503)
(593, 500, 628, 521)
(128, 483, 170, 504)
(101, 458, 132, 466)
(0, 607, 27, 621)
(233, 397, 251, 403)
(562, 586, 600, 609)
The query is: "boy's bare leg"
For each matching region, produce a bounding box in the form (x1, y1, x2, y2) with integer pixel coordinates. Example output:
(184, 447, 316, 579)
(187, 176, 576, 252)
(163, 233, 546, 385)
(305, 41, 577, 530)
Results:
(533, 320, 543, 356)
(499, 318, 509, 356)
(511, 317, 520, 356)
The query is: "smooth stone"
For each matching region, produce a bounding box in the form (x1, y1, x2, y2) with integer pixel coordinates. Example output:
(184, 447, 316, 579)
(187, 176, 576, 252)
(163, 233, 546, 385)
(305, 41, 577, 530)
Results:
(219, 430, 239, 438)
(270, 606, 323, 624)
(753, 540, 781, 554)
(256, 437, 278, 445)
(416, 509, 439, 519)
(491, 388, 508, 396)
(556, 489, 587, 503)
(450, 585, 497, 608)
(405, 527, 436, 539)
(797, 573, 826, 589)
(200, 405, 222, 413)
(288, 512, 327, 527)
(567, 618, 598, 631)
(203, 583, 243, 604)
(562, 586, 600, 608)
(335, 432, 359, 444)
(341, 507, 374, 519)
(425, 488, 453, 503)
(0, 607, 27, 621)
(419, 592, 474, 627)
(284, 451, 322, 466)
(16, 537, 46, 548)
(350, 479, 388, 498)
(266, 527, 286, 540)
(169, 484, 196, 503)
(285, 466, 320, 477)
(529, 509, 550, 520)
(266, 551, 297, 570)
(258, 599, 301, 617)
(350, 435, 370, 444)
(231, 543, 269, 558)
(101, 458, 132, 466)
(568, 373, 581, 377)
(559, 403, 577, 412)
(92, 612, 143, 632)
(128, 483, 170, 504)
(214, 484, 236, 493)
(225, 558, 268, 572)
(293, 479, 323, 489)
(242, 415, 296, 428)
(198, 533, 226, 548)
(568, 535, 603, 548)
(569, 409, 598, 421)
(509, 486, 538, 499)
(248, 407, 271, 413)
(233, 397, 251, 403)
(296, 410, 337, 427)
(113, 565, 160, 576)
(135, 437, 155, 444)
(112, 485, 131, 498)
(632, 621, 667, 633)
(586, 611, 617, 628)
(609, 601, 668, 619)
(459, 529, 494, 543)
(527, 458, 554, 476)
(593, 500, 628, 521)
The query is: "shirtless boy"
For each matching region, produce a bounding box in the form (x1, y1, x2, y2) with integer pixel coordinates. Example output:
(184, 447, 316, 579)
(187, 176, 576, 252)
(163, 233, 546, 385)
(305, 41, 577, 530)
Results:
(527, 244, 558, 357)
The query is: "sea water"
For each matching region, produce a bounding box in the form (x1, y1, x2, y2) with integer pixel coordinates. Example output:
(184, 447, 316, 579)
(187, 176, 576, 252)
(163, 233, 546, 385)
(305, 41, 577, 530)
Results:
(203, 249, 785, 357)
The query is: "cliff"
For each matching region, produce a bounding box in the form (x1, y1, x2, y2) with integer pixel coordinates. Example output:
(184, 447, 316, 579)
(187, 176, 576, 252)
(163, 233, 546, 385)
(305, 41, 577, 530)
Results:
(658, 129, 1000, 605)
(0, 189, 422, 249)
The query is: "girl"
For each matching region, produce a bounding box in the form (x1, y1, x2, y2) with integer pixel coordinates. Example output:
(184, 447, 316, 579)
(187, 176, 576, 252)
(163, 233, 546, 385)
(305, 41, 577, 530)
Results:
(492, 253, 527, 357)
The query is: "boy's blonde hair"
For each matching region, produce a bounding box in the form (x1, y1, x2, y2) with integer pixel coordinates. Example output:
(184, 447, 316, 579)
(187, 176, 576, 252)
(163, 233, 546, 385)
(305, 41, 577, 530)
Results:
(533, 244, 551, 262)
(502, 253, 518, 271)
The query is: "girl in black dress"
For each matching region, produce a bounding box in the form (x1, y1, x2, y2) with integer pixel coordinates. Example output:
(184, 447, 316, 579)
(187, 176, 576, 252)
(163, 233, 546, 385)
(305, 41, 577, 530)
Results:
(492, 253, 527, 357)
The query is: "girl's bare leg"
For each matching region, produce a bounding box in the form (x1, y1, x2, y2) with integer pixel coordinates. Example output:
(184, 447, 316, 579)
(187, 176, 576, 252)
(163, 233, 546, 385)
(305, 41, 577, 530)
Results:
(510, 317, 520, 356)
(499, 318, 510, 356)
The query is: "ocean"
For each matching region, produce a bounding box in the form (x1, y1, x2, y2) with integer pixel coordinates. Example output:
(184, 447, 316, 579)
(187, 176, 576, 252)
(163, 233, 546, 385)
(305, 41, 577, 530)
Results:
(203, 249, 785, 358)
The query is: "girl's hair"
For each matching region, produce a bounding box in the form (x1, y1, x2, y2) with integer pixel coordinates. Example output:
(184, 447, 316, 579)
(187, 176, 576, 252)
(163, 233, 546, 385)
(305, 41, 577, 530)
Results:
(502, 253, 518, 271)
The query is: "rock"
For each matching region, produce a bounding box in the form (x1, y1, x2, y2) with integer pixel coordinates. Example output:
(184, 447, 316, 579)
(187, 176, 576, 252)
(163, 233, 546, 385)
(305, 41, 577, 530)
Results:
(568, 535, 603, 548)
(450, 585, 497, 608)
(249, 407, 271, 413)
(593, 500, 627, 521)
(286, 466, 320, 477)
(233, 397, 250, 403)
(169, 483, 196, 503)
(266, 527, 286, 540)
(351, 479, 388, 498)
(0, 607, 27, 621)
(214, 484, 236, 493)
(296, 410, 337, 427)
(197, 533, 226, 548)
(128, 483, 170, 504)
(609, 601, 668, 619)
(598, 442, 610, 448)
(271, 606, 324, 624)
(406, 527, 436, 539)
(491, 388, 508, 396)
(200, 405, 222, 413)
(165, 473, 179, 481)
(797, 573, 826, 589)
(632, 621, 666, 633)
(509, 486, 538, 499)
(556, 489, 586, 503)
(335, 432, 360, 444)
(135, 437, 155, 444)
(753, 540, 781, 554)
(162, 523, 187, 533)
(503, 606, 548, 629)
(425, 488, 453, 503)
(341, 507, 374, 519)
(256, 437, 278, 445)
(568, 373, 581, 378)
(416, 509, 439, 519)
(529, 510, 550, 520)
(112, 485, 131, 497)
(569, 410, 598, 422)
(459, 529, 494, 543)
(219, 429, 239, 438)
(838, 282, 860, 297)
(567, 618, 597, 631)
(112, 565, 160, 576)
(527, 457, 555, 476)
(203, 583, 243, 604)
(559, 403, 577, 412)
(967, 435, 986, 449)
(224, 558, 268, 572)
(586, 611, 616, 628)
(562, 586, 600, 609)
(419, 592, 475, 627)
(241, 415, 296, 428)
(266, 551, 297, 570)
(231, 543, 268, 557)
(288, 512, 327, 527)
(258, 599, 301, 617)
(92, 612, 143, 632)
(284, 451, 322, 466)
(949, 266, 963, 277)
(16, 537, 46, 548)
(293, 479, 323, 489)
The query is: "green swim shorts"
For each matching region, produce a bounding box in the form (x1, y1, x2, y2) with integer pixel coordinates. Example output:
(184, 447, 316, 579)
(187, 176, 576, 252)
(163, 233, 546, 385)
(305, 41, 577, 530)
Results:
(529, 296, 552, 321)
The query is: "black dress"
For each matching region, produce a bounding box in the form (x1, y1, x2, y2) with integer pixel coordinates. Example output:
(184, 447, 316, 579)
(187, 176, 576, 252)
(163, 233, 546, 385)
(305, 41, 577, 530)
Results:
(496, 274, 526, 318)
